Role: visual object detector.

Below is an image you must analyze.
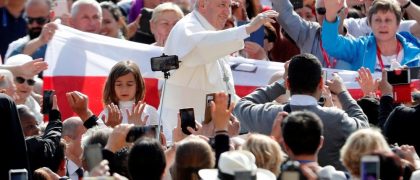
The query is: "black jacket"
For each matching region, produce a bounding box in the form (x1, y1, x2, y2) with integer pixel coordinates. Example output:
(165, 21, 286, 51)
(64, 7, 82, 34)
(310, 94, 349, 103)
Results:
(0, 94, 30, 179)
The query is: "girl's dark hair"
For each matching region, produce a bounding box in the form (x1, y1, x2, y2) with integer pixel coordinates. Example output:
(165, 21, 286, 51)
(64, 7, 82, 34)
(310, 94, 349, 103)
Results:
(102, 60, 145, 105)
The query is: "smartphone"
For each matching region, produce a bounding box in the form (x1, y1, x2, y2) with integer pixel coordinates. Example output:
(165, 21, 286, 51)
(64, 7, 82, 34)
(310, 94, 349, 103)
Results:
(179, 108, 196, 135)
(360, 155, 380, 180)
(203, 93, 231, 124)
(84, 144, 103, 172)
(9, 169, 28, 180)
(290, 0, 304, 9)
(53, 0, 69, 18)
(42, 90, 54, 114)
(387, 69, 410, 85)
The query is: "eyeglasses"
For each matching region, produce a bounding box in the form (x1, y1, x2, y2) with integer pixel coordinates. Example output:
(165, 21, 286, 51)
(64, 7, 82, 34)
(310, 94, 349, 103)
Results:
(15, 77, 36, 86)
(25, 17, 49, 25)
(316, 7, 326, 15)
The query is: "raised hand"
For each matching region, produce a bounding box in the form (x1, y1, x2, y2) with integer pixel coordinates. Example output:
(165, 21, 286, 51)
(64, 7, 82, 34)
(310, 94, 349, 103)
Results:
(126, 100, 148, 126)
(356, 67, 378, 98)
(105, 103, 122, 127)
(326, 73, 347, 95)
(244, 41, 267, 60)
(19, 58, 48, 77)
(271, 111, 288, 143)
(246, 10, 278, 34)
(324, 0, 346, 22)
(378, 70, 393, 97)
(66, 91, 93, 121)
(211, 92, 235, 132)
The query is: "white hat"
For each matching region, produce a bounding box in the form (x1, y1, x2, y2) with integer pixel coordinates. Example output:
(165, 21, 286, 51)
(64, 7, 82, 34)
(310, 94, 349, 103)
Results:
(198, 150, 276, 180)
(5, 54, 33, 66)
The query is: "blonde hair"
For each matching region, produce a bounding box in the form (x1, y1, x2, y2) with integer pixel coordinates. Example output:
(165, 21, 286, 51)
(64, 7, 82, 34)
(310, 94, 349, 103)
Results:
(340, 128, 391, 177)
(242, 134, 284, 176)
(150, 2, 184, 23)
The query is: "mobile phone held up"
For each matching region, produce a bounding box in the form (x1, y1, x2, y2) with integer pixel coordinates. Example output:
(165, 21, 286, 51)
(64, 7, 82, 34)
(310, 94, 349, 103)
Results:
(180, 108, 196, 135)
(9, 169, 28, 180)
(387, 69, 410, 85)
(204, 93, 231, 124)
(42, 90, 54, 114)
(360, 155, 380, 180)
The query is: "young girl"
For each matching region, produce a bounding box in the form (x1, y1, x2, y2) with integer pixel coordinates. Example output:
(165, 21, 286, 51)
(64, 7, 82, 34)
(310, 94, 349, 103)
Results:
(98, 60, 158, 126)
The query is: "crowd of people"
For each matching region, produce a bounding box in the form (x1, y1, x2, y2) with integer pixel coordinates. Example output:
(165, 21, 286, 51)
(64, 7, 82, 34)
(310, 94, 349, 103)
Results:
(1, 0, 420, 179)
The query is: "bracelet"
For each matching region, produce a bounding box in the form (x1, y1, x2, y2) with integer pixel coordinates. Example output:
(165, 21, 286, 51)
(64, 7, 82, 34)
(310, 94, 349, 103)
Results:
(402, 1, 411, 9)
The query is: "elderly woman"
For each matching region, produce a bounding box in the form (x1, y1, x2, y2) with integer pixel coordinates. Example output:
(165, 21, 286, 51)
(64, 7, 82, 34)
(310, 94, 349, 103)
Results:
(150, 2, 184, 47)
(5, 54, 43, 124)
(322, 0, 419, 72)
(340, 128, 392, 178)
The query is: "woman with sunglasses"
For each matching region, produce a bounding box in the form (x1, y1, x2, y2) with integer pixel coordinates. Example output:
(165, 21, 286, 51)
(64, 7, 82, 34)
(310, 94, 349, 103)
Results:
(5, 54, 43, 124)
(321, 0, 420, 72)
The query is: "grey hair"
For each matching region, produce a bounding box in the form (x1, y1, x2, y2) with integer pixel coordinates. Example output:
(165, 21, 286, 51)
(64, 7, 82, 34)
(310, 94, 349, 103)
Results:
(62, 117, 84, 139)
(25, 0, 53, 10)
(0, 69, 14, 89)
(71, 0, 102, 18)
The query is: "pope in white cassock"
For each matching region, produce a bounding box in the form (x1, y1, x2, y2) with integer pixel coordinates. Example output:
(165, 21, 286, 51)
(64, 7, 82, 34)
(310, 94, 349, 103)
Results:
(159, 0, 278, 143)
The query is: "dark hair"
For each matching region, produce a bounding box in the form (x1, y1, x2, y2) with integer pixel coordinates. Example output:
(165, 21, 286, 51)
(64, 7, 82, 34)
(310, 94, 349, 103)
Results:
(370, 151, 403, 180)
(100, 1, 128, 38)
(288, 53, 322, 95)
(103, 60, 145, 105)
(367, 0, 402, 26)
(128, 137, 166, 180)
(357, 97, 379, 126)
(282, 111, 324, 155)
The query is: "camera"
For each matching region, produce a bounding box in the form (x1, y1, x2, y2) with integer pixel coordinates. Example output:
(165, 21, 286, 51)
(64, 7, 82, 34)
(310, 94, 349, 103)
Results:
(42, 90, 54, 114)
(387, 69, 410, 85)
(360, 155, 380, 180)
(151, 54, 179, 72)
(279, 160, 305, 180)
(126, 125, 157, 142)
(9, 169, 28, 180)
(179, 108, 196, 135)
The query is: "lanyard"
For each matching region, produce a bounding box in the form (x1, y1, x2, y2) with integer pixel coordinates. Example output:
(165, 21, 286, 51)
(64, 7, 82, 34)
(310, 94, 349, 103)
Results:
(376, 41, 401, 70)
(320, 40, 336, 68)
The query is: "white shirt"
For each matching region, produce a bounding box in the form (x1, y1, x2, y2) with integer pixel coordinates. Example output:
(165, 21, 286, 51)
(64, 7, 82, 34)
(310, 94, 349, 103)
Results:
(290, 95, 319, 106)
(160, 10, 249, 144)
(66, 159, 81, 180)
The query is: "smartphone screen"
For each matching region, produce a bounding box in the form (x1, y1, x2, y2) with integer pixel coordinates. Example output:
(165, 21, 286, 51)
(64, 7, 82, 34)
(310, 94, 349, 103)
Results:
(387, 69, 410, 85)
(42, 90, 54, 114)
(361, 155, 380, 180)
(9, 169, 28, 180)
(53, 0, 69, 18)
(180, 108, 196, 135)
(84, 144, 103, 171)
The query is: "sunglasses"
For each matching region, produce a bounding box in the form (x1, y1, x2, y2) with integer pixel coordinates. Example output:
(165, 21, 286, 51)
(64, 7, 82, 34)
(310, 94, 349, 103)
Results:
(15, 77, 36, 86)
(316, 7, 326, 15)
(25, 17, 49, 25)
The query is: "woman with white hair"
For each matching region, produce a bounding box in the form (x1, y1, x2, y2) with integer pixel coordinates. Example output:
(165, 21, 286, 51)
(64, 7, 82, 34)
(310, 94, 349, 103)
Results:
(5, 54, 43, 124)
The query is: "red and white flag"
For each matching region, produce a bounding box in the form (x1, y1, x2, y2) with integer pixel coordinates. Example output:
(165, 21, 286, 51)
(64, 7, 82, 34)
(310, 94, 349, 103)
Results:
(44, 24, 419, 119)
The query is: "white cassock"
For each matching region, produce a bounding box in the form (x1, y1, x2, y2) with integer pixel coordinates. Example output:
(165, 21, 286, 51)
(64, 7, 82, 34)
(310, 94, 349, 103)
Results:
(160, 10, 250, 143)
